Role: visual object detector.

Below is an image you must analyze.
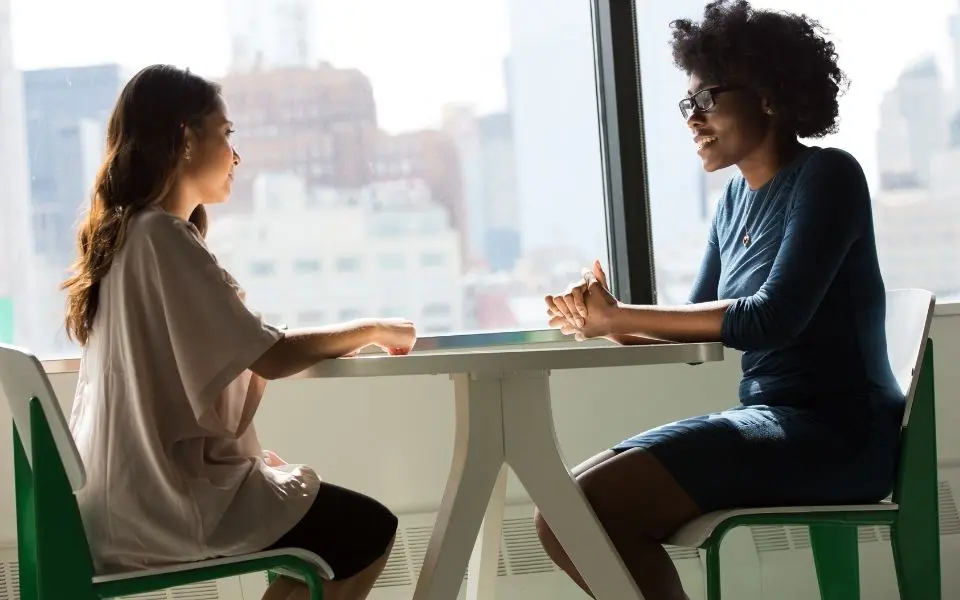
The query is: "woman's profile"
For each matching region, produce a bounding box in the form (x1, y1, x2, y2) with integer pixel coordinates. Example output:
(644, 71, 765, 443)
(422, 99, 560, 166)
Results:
(539, 2, 904, 599)
(63, 64, 414, 600)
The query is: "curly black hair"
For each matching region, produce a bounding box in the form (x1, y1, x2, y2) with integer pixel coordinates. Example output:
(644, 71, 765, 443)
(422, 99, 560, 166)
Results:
(670, 0, 848, 138)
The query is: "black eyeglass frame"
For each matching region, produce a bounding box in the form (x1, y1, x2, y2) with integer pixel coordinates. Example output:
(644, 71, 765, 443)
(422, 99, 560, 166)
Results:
(678, 85, 743, 119)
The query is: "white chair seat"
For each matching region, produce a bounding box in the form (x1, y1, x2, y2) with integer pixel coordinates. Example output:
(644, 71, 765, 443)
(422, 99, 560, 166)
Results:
(667, 501, 899, 548)
(91, 547, 334, 584)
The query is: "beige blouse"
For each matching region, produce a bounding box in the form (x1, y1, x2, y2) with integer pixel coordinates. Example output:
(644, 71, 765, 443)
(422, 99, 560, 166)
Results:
(69, 207, 320, 574)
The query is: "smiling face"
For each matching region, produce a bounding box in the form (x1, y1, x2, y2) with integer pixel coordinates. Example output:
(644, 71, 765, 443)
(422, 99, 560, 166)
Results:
(683, 74, 773, 173)
(180, 98, 241, 205)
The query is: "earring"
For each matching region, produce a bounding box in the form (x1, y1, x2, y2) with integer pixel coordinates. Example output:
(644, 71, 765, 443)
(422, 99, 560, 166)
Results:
(765, 107, 775, 115)
(184, 147, 192, 161)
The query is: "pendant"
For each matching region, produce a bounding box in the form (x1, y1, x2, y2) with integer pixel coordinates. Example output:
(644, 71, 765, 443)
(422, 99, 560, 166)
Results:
(743, 233, 751, 247)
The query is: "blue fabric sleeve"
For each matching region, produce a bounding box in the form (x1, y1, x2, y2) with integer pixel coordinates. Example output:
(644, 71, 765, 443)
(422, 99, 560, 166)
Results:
(721, 149, 868, 350)
(688, 218, 721, 304)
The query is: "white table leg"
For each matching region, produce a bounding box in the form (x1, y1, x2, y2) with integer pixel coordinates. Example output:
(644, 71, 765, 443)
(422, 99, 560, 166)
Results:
(466, 464, 508, 600)
(501, 371, 645, 600)
(412, 374, 506, 600)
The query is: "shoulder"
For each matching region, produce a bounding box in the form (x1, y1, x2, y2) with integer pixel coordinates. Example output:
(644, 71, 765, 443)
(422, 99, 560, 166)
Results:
(798, 146, 867, 184)
(128, 207, 204, 245)
(789, 147, 871, 224)
(125, 207, 209, 260)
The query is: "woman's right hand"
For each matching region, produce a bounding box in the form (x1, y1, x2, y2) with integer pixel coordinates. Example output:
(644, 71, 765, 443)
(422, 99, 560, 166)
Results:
(372, 318, 418, 355)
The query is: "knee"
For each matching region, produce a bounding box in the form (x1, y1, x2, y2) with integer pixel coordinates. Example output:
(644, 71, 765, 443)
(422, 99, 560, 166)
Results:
(379, 507, 400, 552)
(363, 498, 399, 560)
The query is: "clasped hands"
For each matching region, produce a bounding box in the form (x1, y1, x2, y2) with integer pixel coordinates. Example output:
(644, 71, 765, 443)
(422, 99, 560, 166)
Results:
(545, 259, 620, 341)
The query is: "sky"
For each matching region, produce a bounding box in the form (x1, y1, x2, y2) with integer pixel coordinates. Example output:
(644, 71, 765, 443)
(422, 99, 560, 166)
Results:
(8, 0, 512, 136)
(8, 0, 960, 190)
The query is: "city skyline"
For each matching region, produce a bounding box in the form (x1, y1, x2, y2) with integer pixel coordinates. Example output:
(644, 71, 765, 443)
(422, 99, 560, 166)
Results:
(11, 0, 960, 262)
(7, 0, 960, 194)
(4, 0, 960, 355)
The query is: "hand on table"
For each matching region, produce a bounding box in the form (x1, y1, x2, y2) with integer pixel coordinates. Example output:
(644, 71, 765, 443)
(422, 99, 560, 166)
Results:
(371, 318, 418, 355)
(545, 260, 619, 341)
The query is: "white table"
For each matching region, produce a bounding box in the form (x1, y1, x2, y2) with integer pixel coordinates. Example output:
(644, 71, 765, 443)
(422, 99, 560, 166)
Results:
(294, 341, 723, 600)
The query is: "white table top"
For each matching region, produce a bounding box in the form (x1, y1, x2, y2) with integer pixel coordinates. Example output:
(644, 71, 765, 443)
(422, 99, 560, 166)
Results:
(290, 342, 724, 379)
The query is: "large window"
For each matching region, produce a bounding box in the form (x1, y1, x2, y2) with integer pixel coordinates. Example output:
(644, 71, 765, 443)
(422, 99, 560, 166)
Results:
(641, 0, 960, 304)
(0, 0, 642, 356)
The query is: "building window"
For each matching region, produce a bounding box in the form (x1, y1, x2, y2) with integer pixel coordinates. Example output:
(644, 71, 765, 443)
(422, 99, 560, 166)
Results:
(336, 256, 362, 273)
(250, 261, 276, 277)
(377, 255, 405, 270)
(420, 253, 445, 268)
(294, 259, 321, 274)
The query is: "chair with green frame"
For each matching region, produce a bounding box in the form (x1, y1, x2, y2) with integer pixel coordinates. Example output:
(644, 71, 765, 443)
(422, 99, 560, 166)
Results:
(666, 288, 942, 599)
(0, 343, 330, 600)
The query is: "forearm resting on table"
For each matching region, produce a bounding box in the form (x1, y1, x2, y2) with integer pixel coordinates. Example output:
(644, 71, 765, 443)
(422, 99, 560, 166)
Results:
(252, 320, 377, 380)
(607, 300, 733, 343)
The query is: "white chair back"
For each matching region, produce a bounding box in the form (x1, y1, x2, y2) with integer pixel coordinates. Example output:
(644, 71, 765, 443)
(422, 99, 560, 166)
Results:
(0, 343, 86, 491)
(884, 289, 936, 426)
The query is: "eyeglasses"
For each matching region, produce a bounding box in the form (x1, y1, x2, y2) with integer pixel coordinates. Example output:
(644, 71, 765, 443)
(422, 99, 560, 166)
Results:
(679, 86, 741, 119)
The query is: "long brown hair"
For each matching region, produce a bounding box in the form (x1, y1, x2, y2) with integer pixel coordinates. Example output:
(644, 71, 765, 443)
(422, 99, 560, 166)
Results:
(63, 64, 223, 345)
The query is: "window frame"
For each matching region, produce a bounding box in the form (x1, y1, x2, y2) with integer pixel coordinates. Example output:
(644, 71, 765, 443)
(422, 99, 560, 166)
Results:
(592, 0, 657, 306)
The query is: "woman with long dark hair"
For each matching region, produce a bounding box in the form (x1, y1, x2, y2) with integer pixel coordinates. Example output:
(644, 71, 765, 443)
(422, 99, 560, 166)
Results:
(64, 64, 414, 600)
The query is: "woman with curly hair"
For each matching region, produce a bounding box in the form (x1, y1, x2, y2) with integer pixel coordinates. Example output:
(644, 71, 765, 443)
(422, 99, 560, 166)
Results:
(536, 2, 904, 598)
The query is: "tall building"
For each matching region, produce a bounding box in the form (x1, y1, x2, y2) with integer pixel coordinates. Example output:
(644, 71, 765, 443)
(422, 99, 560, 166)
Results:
(219, 65, 379, 214)
(872, 53, 960, 298)
(949, 2, 960, 90)
(229, 0, 316, 73)
(219, 65, 467, 257)
(23, 64, 126, 266)
(877, 57, 945, 189)
(441, 104, 486, 262)
(476, 112, 520, 271)
(442, 105, 521, 271)
(375, 129, 467, 260)
(877, 89, 917, 190)
(0, 0, 34, 344)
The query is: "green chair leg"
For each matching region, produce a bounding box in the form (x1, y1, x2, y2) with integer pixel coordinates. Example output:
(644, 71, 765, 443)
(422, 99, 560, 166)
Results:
(890, 338, 941, 600)
(704, 541, 722, 600)
(892, 517, 941, 600)
(810, 524, 860, 599)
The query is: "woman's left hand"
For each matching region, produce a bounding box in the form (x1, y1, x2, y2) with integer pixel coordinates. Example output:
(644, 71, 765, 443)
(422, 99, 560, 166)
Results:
(545, 260, 619, 340)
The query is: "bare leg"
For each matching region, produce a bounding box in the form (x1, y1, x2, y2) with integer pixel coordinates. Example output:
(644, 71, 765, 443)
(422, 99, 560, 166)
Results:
(531, 450, 616, 595)
(263, 535, 396, 600)
(534, 449, 699, 600)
